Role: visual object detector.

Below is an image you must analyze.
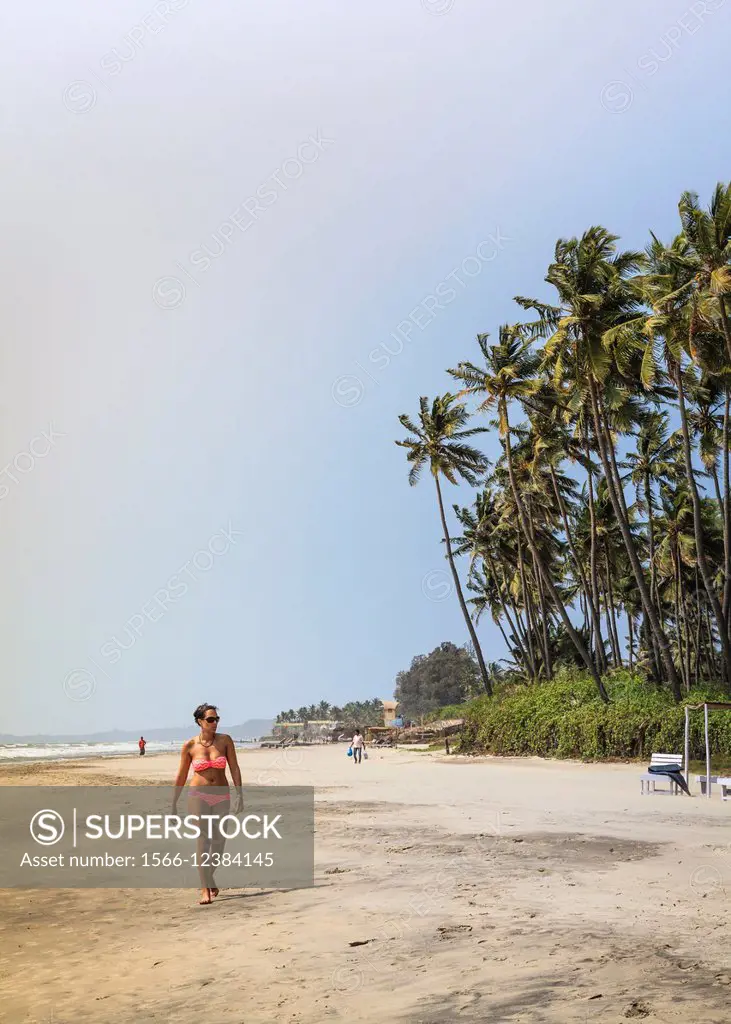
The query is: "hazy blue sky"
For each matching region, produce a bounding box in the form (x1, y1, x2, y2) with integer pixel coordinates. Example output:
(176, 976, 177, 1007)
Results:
(1, 0, 730, 733)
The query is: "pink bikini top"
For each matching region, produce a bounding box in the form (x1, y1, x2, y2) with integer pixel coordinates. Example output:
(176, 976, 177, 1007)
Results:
(192, 755, 227, 773)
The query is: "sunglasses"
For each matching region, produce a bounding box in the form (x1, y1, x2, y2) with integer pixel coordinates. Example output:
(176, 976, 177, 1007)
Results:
(203, 716, 220, 723)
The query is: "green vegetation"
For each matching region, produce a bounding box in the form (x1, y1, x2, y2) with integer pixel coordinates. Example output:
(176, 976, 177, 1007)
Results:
(275, 699, 384, 727)
(394, 642, 484, 719)
(435, 668, 731, 760)
(396, 182, 731, 707)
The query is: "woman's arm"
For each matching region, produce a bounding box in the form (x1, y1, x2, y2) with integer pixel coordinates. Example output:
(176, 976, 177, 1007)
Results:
(226, 735, 243, 811)
(172, 741, 192, 812)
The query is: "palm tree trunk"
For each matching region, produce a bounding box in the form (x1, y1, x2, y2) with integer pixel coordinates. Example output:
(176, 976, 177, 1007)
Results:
(549, 464, 606, 673)
(628, 612, 635, 673)
(675, 585, 688, 696)
(516, 532, 539, 679)
(500, 606, 529, 675)
(710, 459, 731, 644)
(494, 617, 514, 660)
(643, 475, 665, 681)
(718, 297, 731, 645)
(526, 585, 544, 678)
(705, 602, 718, 681)
(674, 362, 731, 690)
(600, 579, 617, 667)
(589, 383, 682, 698)
(487, 551, 532, 677)
(718, 295, 731, 364)
(673, 545, 687, 692)
(639, 616, 654, 671)
(525, 507, 553, 678)
(511, 603, 535, 678)
(604, 538, 622, 667)
(503, 404, 609, 702)
(711, 464, 724, 523)
(584, 440, 608, 673)
(693, 570, 702, 688)
(497, 557, 535, 680)
(434, 476, 493, 697)
(723, 387, 731, 635)
(536, 572, 553, 678)
(646, 474, 659, 611)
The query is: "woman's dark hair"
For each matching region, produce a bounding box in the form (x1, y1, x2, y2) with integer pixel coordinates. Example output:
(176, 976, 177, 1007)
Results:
(193, 703, 219, 724)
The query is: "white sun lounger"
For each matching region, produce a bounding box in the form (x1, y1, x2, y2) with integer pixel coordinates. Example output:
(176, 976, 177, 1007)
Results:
(695, 774, 719, 796)
(694, 775, 731, 800)
(640, 753, 684, 794)
(700, 776, 731, 800)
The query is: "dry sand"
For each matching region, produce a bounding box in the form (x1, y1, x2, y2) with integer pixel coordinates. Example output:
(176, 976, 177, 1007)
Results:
(2, 746, 731, 1023)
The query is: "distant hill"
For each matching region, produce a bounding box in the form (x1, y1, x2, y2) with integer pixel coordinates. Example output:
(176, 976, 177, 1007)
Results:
(0, 719, 274, 744)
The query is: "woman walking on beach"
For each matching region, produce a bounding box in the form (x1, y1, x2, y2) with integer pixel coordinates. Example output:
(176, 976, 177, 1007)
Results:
(172, 704, 243, 905)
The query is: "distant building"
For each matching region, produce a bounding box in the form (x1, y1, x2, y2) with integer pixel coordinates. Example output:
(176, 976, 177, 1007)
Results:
(382, 700, 400, 727)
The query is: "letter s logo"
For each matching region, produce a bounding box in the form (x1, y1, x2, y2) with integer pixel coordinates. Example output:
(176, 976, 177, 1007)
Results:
(30, 809, 65, 845)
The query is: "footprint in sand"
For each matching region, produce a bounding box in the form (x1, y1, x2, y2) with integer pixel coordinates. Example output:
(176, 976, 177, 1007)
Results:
(437, 925, 473, 940)
(624, 1000, 651, 1019)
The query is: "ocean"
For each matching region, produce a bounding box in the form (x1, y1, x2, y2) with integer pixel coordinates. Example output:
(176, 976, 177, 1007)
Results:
(0, 740, 260, 763)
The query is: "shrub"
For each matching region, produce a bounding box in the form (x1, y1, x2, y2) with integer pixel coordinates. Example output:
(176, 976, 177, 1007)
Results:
(435, 668, 731, 760)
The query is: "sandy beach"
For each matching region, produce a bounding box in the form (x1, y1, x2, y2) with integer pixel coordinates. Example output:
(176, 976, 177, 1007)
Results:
(2, 746, 731, 1023)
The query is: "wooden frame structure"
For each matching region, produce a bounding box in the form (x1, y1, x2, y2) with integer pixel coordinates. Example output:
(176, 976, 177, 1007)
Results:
(683, 701, 731, 798)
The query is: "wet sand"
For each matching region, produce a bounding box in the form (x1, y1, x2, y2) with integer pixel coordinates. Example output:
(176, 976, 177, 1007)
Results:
(2, 746, 731, 1023)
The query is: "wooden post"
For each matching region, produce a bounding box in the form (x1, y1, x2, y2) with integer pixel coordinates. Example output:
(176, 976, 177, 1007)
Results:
(705, 703, 711, 800)
(445, 736, 450, 755)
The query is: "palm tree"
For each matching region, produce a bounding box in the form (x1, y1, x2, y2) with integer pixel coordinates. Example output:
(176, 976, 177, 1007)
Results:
(687, 374, 731, 629)
(517, 227, 683, 699)
(678, 184, 731, 360)
(623, 411, 679, 616)
(655, 480, 699, 689)
(453, 493, 535, 679)
(637, 233, 731, 688)
(525, 404, 608, 673)
(388, 181, 731, 703)
(449, 328, 610, 701)
(670, 186, 731, 629)
(395, 395, 493, 695)
(467, 564, 524, 669)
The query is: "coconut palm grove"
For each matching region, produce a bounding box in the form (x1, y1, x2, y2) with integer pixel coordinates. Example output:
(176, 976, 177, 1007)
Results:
(396, 182, 731, 727)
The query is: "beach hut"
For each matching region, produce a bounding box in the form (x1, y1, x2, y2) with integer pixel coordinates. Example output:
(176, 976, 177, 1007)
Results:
(683, 701, 731, 798)
(382, 700, 400, 727)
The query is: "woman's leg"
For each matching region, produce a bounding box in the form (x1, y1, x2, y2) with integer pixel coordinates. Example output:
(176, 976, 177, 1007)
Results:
(188, 795, 214, 903)
(209, 800, 230, 897)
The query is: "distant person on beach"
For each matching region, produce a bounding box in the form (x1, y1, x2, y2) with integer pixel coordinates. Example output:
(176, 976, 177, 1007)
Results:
(351, 728, 364, 764)
(172, 704, 243, 906)
(138, 736, 146, 756)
